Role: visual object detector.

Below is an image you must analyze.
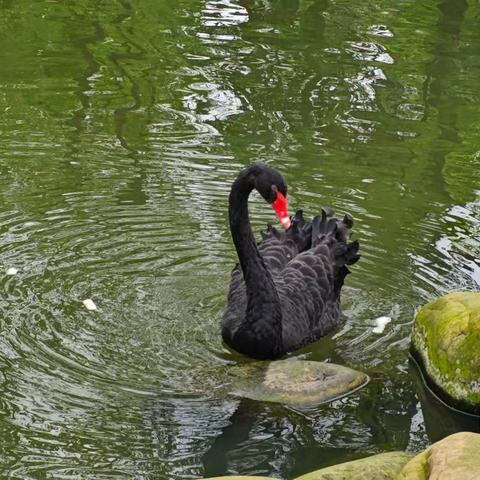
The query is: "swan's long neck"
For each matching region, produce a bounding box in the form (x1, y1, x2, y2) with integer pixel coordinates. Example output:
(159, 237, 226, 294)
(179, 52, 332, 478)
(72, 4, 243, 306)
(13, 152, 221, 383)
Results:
(228, 175, 283, 357)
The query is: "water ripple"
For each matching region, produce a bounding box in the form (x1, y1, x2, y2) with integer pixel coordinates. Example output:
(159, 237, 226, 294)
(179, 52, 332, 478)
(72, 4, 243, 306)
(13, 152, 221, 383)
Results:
(1, 0, 480, 478)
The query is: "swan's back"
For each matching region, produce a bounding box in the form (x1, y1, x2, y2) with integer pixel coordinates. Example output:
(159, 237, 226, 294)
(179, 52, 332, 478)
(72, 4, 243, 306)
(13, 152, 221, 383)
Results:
(222, 210, 312, 339)
(222, 209, 359, 356)
(277, 211, 359, 351)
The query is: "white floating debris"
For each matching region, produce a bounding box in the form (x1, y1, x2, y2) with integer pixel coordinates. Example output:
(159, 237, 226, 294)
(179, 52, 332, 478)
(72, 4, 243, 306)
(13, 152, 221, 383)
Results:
(6, 267, 18, 276)
(372, 316, 391, 334)
(82, 299, 97, 311)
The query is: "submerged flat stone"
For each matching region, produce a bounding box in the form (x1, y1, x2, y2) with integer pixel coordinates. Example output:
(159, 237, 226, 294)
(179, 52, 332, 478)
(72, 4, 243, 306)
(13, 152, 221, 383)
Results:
(397, 431, 480, 480)
(294, 451, 413, 480)
(232, 359, 369, 407)
(411, 291, 480, 414)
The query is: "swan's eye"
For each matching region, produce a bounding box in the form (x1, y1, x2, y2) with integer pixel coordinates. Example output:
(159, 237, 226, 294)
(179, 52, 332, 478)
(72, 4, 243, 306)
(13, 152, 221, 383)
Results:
(270, 185, 280, 203)
(272, 183, 287, 198)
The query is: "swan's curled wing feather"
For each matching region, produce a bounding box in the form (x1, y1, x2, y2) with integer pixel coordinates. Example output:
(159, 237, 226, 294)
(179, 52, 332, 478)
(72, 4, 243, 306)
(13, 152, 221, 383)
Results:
(223, 207, 359, 356)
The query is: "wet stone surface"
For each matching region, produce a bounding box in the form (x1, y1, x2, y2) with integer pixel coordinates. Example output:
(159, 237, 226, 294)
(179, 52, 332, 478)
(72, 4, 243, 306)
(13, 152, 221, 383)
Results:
(232, 360, 369, 408)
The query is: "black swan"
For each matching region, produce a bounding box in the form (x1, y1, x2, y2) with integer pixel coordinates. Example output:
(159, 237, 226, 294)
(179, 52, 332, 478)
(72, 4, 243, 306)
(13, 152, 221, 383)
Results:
(221, 164, 360, 360)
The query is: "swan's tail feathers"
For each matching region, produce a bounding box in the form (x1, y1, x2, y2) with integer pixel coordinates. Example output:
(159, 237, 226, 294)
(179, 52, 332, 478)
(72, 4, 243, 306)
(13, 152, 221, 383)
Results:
(311, 207, 360, 272)
(332, 239, 360, 292)
(260, 209, 312, 250)
(334, 239, 360, 267)
(285, 209, 312, 251)
(291, 209, 306, 229)
(288, 209, 308, 236)
(312, 208, 357, 247)
(260, 223, 281, 241)
(311, 207, 338, 246)
(336, 213, 354, 243)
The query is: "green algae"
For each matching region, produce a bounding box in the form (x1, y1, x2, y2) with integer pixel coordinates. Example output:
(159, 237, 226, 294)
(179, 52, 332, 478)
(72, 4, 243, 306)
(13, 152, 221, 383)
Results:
(411, 292, 480, 412)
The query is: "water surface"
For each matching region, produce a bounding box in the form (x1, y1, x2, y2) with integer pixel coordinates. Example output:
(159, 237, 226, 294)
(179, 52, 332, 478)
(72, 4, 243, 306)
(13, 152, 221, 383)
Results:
(0, 0, 479, 478)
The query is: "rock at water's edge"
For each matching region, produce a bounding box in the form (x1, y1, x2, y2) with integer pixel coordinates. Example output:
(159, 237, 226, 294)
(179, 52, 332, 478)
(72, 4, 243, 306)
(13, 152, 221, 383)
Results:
(294, 451, 413, 480)
(232, 359, 369, 407)
(397, 431, 480, 480)
(411, 292, 480, 414)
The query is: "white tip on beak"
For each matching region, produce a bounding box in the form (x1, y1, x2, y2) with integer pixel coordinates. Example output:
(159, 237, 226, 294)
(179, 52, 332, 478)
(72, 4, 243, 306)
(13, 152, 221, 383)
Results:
(280, 216, 291, 229)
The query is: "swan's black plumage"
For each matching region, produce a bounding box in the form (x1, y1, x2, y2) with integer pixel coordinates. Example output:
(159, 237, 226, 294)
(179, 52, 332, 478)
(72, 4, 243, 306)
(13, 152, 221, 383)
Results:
(222, 164, 359, 360)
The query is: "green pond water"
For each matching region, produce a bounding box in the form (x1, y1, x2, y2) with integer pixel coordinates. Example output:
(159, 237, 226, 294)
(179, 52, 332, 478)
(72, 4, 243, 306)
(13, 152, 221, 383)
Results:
(1, 0, 479, 478)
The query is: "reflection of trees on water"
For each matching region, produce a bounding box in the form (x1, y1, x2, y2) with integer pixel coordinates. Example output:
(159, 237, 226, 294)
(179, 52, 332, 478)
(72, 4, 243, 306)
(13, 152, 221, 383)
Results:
(420, 0, 467, 195)
(409, 0, 479, 296)
(423, 198, 480, 292)
(181, 0, 249, 123)
(1, 0, 479, 477)
(54, 0, 477, 478)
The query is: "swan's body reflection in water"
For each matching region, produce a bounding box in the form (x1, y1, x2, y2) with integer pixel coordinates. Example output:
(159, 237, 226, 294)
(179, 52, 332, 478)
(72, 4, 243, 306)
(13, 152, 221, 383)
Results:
(202, 399, 258, 477)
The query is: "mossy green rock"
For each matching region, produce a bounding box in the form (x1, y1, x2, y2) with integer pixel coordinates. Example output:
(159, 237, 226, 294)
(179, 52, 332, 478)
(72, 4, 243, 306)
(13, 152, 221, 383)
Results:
(294, 451, 413, 480)
(397, 431, 480, 479)
(411, 292, 480, 412)
(232, 360, 369, 408)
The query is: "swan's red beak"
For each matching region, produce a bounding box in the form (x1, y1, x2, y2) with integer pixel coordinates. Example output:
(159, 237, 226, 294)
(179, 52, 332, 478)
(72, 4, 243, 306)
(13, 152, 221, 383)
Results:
(272, 192, 291, 229)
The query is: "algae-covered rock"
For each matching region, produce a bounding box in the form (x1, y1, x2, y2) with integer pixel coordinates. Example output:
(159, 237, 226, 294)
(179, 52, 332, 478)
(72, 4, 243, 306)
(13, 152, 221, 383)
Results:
(397, 431, 480, 480)
(411, 292, 480, 414)
(294, 451, 413, 480)
(232, 359, 368, 408)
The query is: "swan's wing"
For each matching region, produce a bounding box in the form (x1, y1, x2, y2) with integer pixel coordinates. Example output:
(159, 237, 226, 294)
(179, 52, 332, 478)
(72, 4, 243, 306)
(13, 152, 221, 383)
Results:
(276, 213, 360, 350)
(223, 210, 311, 330)
(257, 210, 312, 273)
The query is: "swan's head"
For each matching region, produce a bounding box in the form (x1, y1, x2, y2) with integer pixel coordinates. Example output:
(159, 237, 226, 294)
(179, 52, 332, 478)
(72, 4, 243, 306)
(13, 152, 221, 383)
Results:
(251, 164, 291, 229)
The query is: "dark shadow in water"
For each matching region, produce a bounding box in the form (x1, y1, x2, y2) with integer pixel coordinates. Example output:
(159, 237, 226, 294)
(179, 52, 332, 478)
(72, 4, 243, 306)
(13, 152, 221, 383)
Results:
(409, 356, 480, 443)
(202, 399, 259, 477)
(355, 371, 417, 449)
(201, 398, 325, 479)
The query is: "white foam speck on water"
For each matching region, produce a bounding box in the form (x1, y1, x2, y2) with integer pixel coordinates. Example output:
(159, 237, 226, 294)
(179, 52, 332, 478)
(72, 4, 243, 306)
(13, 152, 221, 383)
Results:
(82, 299, 97, 311)
(372, 316, 391, 334)
(6, 267, 18, 276)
